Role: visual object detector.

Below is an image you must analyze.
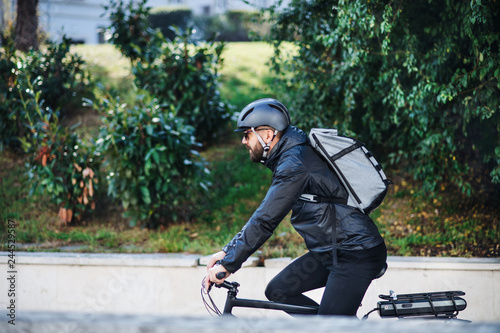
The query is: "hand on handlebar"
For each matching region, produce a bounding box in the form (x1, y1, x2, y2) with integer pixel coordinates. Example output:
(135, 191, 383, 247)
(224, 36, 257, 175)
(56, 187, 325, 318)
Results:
(205, 251, 230, 291)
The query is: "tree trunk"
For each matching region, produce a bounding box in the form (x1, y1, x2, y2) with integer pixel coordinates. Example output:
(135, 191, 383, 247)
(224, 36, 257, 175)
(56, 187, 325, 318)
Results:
(15, 0, 39, 52)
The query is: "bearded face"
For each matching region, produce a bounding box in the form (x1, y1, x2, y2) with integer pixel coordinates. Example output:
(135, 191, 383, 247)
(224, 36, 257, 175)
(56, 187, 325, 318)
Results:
(246, 139, 264, 163)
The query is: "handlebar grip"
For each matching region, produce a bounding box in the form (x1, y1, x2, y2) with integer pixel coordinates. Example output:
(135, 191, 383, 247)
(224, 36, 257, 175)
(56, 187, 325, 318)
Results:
(214, 260, 226, 279)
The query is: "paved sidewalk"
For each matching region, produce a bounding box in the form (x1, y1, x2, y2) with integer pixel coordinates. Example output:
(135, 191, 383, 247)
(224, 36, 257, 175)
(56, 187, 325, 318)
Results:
(2, 311, 500, 333)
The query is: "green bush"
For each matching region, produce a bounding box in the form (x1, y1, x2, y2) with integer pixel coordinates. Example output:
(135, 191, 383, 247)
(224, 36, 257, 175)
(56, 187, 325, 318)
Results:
(104, 0, 164, 63)
(105, 0, 232, 145)
(23, 36, 94, 118)
(19, 83, 101, 224)
(148, 7, 192, 41)
(0, 35, 94, 150)
(96, 91, 210, 226)
(133, 30, 232, 144)
(267, 0, 500, 200)
(0, 34, 99, 221)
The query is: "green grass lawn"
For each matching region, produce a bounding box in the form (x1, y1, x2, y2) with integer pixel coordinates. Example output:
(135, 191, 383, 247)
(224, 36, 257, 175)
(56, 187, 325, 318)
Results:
(219, 42, 281, 110)
(71, 41, 284, 111)
(1, 42, 498, 258)
(71, 44, 132, 93)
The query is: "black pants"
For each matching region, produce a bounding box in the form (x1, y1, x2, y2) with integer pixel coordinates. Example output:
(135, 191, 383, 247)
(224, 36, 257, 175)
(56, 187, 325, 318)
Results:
(265, 242, 387, 316)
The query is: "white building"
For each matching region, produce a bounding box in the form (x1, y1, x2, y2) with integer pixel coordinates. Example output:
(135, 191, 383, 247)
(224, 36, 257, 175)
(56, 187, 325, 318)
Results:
(19, 0, 284, 44)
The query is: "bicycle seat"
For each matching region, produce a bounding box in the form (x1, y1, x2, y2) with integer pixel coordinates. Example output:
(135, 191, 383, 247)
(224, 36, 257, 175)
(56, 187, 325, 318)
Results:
(375, 262, 388, 279)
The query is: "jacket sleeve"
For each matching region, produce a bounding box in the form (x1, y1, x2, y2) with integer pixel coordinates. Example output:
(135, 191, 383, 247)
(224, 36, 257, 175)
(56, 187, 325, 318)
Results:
(220, 154, 308, 273)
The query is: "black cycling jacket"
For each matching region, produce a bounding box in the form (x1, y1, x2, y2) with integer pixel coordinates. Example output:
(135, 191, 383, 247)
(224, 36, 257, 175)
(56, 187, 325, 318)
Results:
(220, 126, 384, 273)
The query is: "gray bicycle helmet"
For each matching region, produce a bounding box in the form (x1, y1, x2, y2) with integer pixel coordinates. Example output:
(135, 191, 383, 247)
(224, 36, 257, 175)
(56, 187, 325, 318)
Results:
(235, 98, 291, 132)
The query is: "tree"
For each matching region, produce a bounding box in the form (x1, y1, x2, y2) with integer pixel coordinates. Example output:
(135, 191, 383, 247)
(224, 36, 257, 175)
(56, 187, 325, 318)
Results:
(15, 0, 39, 51)
(267, 0, 500, 201)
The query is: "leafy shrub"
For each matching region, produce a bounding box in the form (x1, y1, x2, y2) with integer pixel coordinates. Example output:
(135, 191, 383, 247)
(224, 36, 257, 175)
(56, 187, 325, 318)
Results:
(104, 0, 164, 63)
(133, 30, 232, 144)
(0, 33, 99, 222)
(267, 0, 500, 199)
(0, 35, 94, 150)
(148, 7, 192, 41)
(23, 36, 94, 118)
(96, 91, 210, 226)
(19, 83, 100, 224)
(105, 0, 232, 145)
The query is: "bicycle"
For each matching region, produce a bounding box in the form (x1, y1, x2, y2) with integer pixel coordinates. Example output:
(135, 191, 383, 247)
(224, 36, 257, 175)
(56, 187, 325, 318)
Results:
(201, 263, 468, 321)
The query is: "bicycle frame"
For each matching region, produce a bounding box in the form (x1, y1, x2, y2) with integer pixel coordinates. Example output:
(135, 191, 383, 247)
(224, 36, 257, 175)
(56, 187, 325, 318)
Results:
(216, 281, 318, 315)
(205, 264, 466, 319)
(210, 281, 468, 320)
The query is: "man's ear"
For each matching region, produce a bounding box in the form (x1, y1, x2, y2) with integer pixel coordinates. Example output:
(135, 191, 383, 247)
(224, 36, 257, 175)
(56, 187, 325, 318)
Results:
(266, 129, 280, 145)
(265, 129, 275, 143)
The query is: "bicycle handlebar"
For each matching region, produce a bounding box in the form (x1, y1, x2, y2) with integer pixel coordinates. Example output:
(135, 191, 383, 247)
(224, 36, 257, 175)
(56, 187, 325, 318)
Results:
(214, 280, 239, 290)
(213, 260, 227, 280)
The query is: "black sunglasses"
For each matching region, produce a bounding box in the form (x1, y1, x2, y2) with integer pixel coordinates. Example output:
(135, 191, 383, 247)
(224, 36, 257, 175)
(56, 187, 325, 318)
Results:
(242, 127, 273, 140)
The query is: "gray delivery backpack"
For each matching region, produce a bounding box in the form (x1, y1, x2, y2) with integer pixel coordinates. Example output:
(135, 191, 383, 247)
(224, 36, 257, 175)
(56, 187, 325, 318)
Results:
(308, 128, 392, 215)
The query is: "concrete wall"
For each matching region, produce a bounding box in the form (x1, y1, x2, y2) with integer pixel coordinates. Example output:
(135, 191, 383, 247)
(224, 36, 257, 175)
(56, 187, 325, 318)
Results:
(0, 252, 499, 323)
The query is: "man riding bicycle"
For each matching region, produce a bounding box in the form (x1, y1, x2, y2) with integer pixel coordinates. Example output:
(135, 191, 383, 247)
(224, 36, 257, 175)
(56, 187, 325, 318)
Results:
(205, 98, 387, 316)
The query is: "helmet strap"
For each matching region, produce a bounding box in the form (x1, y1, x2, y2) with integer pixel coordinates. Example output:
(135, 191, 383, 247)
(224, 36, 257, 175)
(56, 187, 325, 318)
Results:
(251, 127, 278, 163)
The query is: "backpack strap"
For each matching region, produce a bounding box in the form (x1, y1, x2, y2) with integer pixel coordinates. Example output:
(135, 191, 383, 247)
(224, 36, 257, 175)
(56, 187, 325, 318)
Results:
(299, 193, 344, 267)
(299, 194, 347, 205)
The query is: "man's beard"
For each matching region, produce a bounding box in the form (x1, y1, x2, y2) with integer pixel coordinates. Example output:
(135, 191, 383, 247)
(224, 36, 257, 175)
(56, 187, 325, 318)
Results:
(247, 142, 264, 163)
